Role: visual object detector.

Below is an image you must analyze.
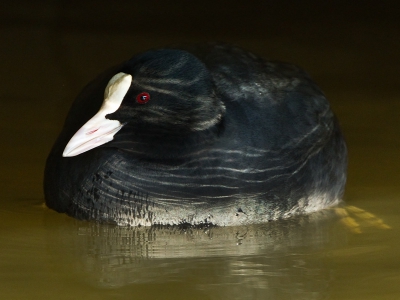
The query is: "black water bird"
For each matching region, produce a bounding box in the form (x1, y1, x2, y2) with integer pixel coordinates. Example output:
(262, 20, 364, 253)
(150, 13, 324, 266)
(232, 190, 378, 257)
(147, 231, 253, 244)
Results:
(44, 44, 347, 226)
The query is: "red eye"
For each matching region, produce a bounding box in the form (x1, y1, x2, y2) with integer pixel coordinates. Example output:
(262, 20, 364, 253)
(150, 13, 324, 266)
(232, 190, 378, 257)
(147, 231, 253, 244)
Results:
(136, 92, 150, 104)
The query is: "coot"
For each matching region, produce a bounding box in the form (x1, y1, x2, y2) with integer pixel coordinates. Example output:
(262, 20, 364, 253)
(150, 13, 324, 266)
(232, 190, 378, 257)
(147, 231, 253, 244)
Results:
(44, 44, 347, 226)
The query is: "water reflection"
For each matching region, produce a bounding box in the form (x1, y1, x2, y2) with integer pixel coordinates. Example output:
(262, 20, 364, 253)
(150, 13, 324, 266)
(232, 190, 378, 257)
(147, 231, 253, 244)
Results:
(44, 208, 348, 299)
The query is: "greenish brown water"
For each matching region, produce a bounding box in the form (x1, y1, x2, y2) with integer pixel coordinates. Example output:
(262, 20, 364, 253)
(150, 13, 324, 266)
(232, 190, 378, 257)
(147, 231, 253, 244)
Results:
(1, 1, 400, 299)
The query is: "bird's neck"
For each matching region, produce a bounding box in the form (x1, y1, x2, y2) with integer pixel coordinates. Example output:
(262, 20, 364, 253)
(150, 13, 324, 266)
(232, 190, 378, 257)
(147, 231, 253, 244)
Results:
(109, 121, 224, 162)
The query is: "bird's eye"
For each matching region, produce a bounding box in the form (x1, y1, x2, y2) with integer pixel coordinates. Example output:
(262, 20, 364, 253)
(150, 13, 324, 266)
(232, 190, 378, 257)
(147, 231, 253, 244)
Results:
(136, 92, 150, 104)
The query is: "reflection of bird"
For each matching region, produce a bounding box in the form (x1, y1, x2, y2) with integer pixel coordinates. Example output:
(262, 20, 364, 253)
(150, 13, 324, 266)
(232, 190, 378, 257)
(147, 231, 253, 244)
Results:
(44, 43, 347, 226)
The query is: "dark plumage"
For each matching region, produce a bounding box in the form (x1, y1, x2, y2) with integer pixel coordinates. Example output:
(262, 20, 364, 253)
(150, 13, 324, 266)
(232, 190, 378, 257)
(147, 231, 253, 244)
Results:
(44, 43, 347, 226)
